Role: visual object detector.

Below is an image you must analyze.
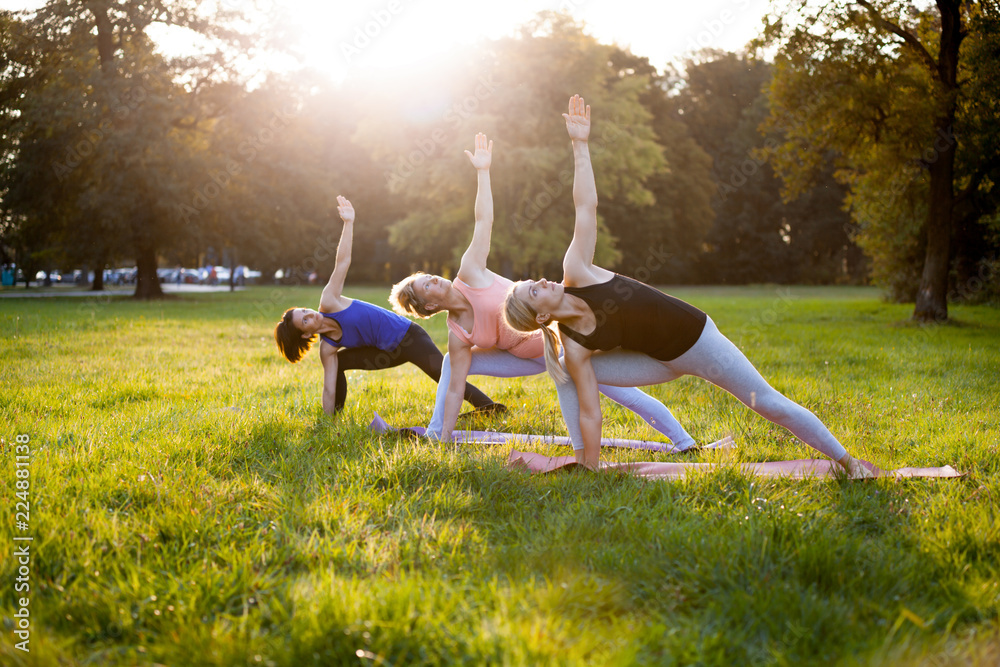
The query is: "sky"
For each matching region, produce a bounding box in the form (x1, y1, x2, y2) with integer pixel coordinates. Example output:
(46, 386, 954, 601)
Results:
(0, 0, 774, 81)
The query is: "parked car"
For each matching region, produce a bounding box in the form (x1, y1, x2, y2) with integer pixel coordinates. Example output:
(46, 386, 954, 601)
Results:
(107, 268, 136, 285)
(34, 270, 63, 283)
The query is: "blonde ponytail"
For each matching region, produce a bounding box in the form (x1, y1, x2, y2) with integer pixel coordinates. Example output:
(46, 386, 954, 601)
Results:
(538, 321, 570, 384)
(503, 283, 570, 384)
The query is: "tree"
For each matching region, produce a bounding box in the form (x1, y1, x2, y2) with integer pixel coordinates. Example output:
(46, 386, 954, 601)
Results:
(600, 48, 715, 284)
(761, 0, 1000, 320)
(0, 1, 258, 298)
(0, 10, 69, 288)
(354, 13, 670, 278)
(175, 76, 326, 288)
(671, 51, 863, 284)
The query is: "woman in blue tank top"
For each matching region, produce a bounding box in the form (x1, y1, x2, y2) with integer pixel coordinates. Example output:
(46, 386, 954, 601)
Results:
(273, 196, 499, 416)
(503, 96, 873, 478)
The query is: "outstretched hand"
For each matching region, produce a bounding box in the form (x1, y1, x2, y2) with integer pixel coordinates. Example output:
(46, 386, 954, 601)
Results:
(464, 132, 493, 170)
(337, 195, 354, 224)
(563, 94, 591, 142)
(842, 455, 876, 480)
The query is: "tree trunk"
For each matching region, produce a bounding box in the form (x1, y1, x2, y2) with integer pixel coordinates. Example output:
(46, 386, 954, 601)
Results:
(91, 264, 105, 291)
(913, 151, 954, 322)
(912, 0, 963, 323)
(90, 2, 116, 74)
(133, 243, 164, 299)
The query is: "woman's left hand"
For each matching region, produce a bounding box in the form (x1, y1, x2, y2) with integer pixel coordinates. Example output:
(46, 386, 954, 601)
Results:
(337, 195, 355, 224)
(563, 94, 591, 142)
(464, 132, 493, 171)
(843, 455, 875, 479)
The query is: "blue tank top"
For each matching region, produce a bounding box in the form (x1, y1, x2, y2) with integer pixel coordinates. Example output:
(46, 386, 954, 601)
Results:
(319, 300, 410, 351)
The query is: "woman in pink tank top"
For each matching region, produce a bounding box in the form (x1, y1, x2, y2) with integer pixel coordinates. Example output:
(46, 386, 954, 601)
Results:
(389, 134, 696, 449)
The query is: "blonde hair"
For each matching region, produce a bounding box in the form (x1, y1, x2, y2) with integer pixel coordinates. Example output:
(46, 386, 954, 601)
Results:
(503, 282, 570, 384)
(389, 272, 438, 318)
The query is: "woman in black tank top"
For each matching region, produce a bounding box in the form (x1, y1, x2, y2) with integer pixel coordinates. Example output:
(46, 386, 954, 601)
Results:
(503, 95, 873, 479)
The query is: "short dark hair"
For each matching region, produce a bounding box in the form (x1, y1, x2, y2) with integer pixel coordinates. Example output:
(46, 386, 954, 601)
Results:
(274, 308, 316, 363)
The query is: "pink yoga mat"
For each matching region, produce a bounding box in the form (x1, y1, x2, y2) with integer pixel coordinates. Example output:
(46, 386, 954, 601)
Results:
(506, 450, 964, 480)
(368, 413, 734, 453)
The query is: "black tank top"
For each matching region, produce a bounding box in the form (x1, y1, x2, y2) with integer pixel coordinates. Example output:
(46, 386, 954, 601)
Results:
(558, 274, 707, 361)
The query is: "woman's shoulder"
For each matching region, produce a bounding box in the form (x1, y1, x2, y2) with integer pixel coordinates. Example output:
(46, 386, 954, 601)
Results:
(456, 267, 500, 291)
(563, 264, 614, 289)
(564, 266, 616, 290)
(319, 295, 353, 314)
(328, 297, 406, 319)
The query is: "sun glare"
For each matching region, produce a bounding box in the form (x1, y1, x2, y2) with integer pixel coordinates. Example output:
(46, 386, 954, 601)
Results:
(251, 0, 776, 86)
(279, 0, 526, 85)
(1, 0, 776, 86)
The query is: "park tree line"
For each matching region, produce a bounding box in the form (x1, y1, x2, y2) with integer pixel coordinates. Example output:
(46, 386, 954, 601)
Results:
(1, 2, 997, 320)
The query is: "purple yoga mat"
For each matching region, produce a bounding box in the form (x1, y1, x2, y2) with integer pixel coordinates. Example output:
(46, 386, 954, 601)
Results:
(506, 450, 965, 480)
(368, 413, 735, 453)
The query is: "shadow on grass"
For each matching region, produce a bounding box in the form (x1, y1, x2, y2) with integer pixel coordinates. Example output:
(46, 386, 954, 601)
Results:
(332, 448, 995, 663)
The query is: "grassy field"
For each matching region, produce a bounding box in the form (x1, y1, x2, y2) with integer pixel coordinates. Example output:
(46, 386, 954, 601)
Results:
(1, 285, 998, 666)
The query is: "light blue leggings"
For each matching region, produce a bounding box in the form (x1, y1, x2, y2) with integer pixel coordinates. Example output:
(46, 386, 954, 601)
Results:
(579, 317, 848, 461)
(426, 348, 696, 450)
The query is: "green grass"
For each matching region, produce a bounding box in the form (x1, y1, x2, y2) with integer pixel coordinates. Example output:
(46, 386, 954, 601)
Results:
(1, 285, 998, 666)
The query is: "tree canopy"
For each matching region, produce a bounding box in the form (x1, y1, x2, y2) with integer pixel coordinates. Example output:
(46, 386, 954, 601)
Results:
(760, 0, 1000, 319)
(2, 3, 996, 308)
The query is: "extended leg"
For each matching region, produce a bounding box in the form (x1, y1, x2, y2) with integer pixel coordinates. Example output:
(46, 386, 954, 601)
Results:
(665, 318, 848, 461)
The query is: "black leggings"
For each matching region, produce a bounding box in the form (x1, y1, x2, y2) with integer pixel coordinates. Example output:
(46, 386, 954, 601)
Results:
(334, 323, 494, 413)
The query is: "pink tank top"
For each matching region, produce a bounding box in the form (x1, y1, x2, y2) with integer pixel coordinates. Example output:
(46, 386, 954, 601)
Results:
(446, 273, 544, 359)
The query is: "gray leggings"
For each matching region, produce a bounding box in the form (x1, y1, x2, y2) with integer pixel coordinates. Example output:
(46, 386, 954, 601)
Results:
(580, 317, 848, 461)
(427, 348, 695, 449)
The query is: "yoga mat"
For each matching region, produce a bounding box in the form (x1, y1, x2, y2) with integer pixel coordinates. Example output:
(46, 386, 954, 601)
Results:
(368, 413, 735, 453)
(506, 450, 965, 480)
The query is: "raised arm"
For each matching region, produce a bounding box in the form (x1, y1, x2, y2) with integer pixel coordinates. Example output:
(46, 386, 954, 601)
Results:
(319, 195, 355, 312)
(457, 133, 495, 288)
(561, 96, 611, 288)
